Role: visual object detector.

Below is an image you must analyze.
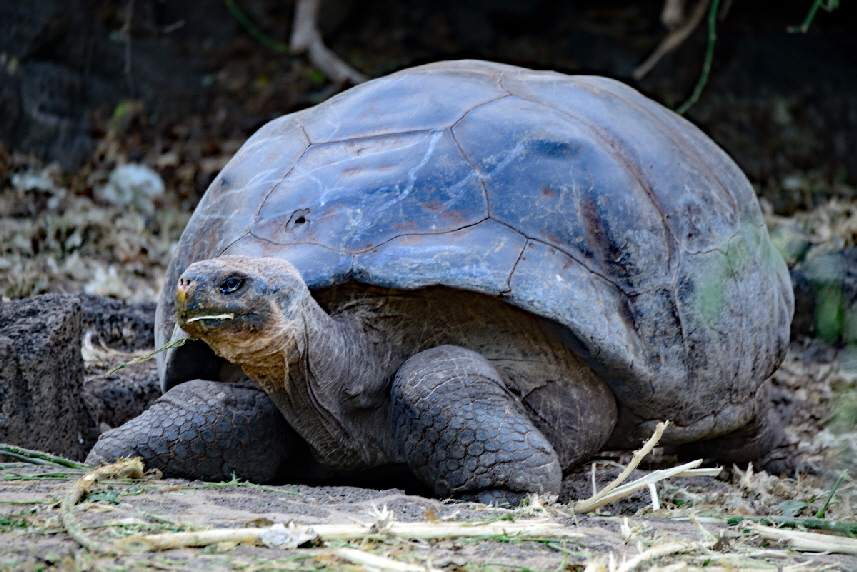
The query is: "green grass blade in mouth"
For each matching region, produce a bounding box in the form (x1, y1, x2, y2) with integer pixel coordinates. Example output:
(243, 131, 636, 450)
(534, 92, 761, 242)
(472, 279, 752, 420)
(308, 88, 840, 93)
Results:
(185, 313, 235, 323)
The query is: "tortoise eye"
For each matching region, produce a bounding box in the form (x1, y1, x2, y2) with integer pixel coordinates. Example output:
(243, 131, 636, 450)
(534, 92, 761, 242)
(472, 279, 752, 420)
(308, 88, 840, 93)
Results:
(219, 275, 245, 294)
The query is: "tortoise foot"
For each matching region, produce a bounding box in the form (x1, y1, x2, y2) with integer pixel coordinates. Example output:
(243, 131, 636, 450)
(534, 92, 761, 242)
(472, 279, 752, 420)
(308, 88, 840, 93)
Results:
(456, 488, 530, 507)
(86, 379, 298, 483)
(391, 345, 562, 504)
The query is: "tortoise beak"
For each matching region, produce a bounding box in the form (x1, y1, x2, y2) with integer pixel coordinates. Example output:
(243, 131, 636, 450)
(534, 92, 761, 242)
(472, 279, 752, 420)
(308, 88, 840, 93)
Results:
(176, 280, 189, 307)
(174, 274, 199, 322)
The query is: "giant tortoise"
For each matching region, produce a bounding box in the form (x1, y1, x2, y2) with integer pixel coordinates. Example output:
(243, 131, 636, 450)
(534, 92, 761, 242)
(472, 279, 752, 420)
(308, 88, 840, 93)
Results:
(88, 60, 793, 504)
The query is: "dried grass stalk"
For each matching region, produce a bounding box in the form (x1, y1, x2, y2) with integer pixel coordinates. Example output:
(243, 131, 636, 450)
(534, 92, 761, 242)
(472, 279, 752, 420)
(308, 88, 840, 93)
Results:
(62, 458, 146, 555)
(335, 547, 443, 571)
(571, 421, 713, 514)
(119, 519, 581, 552)
(618, 541, 703, 571)
(749, 523, 857, 555)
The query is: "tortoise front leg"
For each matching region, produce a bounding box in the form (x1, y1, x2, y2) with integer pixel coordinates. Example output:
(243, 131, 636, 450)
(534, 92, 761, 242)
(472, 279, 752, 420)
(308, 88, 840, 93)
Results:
(391, 345, 562, 506)
(86, 380, 299, 483)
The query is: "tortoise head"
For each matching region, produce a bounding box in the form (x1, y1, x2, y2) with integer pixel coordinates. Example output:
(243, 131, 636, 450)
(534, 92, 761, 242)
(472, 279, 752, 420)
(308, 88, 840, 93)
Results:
(174, 255, 311, 364)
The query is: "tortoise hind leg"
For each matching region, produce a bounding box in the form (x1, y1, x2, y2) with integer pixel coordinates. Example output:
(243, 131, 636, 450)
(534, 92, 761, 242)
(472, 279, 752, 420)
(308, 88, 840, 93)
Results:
(86, 380, 299, 483)
(677, 381, 794, 469)
(391, 345, 562, 506)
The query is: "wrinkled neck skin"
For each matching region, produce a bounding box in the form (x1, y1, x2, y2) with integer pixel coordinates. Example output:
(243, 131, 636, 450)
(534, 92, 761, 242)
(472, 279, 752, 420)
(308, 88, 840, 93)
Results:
(219, 290, 402, 471)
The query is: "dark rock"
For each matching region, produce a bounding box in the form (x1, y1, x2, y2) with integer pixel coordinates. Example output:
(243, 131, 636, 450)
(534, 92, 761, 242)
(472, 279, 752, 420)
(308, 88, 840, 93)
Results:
(76, 294, 161, 430)
(78, 294, 156, 352)
(0, 294, 97, 461)
(83, 366, 161, 431)
(0, 0, 211, 169)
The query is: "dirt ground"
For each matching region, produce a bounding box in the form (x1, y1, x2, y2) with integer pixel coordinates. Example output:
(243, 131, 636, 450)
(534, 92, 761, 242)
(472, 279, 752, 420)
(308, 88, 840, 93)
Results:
(1, 456, 856, 571)
(2, 1, 857, 570)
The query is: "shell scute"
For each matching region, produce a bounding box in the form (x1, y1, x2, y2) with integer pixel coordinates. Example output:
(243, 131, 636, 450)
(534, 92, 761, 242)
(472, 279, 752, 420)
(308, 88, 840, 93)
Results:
(501, 74, 744, 255)
(352, 219, 526, 294)
(297, 67, 508, 144)
(452, 95, 671, 294)
(252, 130, 488, 253)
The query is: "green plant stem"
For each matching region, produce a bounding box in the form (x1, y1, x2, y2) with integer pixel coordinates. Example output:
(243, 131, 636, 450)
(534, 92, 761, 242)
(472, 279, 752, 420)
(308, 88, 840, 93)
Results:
(222, 0, 290, 53)
(105, 335, 193, 377)
(676, 0, 721, 115)
(0, 444, 91, 469)
(727, 515, 857, 536)
(789, 0, 839, 33)
(816, 470, 848, 518)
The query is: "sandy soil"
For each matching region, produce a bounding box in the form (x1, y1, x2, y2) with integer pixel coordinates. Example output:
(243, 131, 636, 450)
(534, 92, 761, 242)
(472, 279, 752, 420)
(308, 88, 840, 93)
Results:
(1, 460, 856, 571)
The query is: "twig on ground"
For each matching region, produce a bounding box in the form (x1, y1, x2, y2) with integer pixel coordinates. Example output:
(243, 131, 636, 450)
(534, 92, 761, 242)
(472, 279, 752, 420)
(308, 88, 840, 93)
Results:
(0, 443, 91, 469)
(749, 522, 857, 555)
(62, 458, 146, 555)
(571, 422, 716, 514)
(619, 541, 706, 572)
(290, 0, 367, 84)
(593, 421, 669, 500)
(648, 483, 660, 511)
(118, 519, 581, 552)
(335, 547, 443, 572)
(575, 459, 705, 514)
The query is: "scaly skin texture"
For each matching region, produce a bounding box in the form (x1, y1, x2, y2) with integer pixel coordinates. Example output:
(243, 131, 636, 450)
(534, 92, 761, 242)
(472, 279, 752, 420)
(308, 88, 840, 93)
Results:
(87, 380, 296, 482)
(392, 345, 562, 504)
(91, 255, 617, 502)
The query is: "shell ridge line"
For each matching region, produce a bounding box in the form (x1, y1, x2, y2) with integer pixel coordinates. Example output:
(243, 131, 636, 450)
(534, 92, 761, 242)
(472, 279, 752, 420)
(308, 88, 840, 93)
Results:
(249, 216, 502, 256)
(296, 131, 437, 184)
(505, 91, 679, 279)
(502, 239, 530, 294)
(448, 94, 513, 217)
(490, 217, 622, 296)
(449, 93, 512, 132)
(448, 129, 490, 214)
(585, 78, 741, 214)
(217, 231, 253, 258)
(252, 119, 313, 227)
(242, 232, 351, 256)
(350, 216, 493, 255)
(199, 167, 286, 212)
(314, 127, 436, 146)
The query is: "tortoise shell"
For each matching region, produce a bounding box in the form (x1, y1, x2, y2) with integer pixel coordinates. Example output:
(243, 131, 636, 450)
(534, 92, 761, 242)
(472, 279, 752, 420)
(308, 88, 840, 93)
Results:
(157, 60, 793, 447)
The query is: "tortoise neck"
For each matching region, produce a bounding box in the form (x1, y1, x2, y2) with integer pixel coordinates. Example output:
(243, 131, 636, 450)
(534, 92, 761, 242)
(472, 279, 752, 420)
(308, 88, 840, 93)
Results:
(242, 292, 399, 470)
